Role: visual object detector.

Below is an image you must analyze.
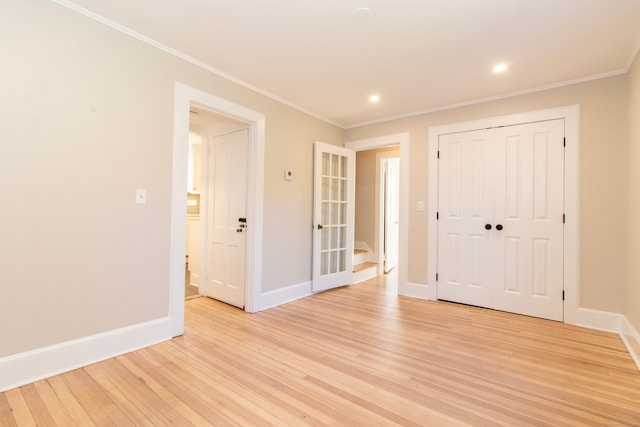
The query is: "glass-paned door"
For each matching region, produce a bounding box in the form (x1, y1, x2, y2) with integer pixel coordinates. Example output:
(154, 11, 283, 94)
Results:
(313, 142, 355, 292)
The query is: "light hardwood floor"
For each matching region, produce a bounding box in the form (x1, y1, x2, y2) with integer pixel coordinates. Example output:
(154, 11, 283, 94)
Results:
(2, 274, 640, 426)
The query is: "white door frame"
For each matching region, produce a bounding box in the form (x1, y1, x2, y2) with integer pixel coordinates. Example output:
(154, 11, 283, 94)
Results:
(376, 150, 400, 274)
(346, 133, 409, 295)
(169, 82, 265, 336)
(426, 105, 581, 325)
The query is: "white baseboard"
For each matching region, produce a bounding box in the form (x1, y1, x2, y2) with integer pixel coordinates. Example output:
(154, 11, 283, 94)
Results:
(399, 282, 437, 301)
(572, 307, 624, 333)
(189, 273, 200, 287)
(0, 317, 176, 393)
(257, 281, 312, 311)
(622, 317, 640, 371)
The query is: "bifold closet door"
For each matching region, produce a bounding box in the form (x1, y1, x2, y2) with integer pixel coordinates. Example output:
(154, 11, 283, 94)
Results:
(437, 120, 564, 321)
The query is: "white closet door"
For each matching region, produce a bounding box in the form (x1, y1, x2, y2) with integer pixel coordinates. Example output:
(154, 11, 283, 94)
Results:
(437, 119, 564, 321)
(492, 120, 565, 321)
(437, 129, 495, 308)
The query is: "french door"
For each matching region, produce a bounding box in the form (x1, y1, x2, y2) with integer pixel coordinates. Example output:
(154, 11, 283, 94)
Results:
(312, 142, 355, 292)
(437, 119, 565, 321)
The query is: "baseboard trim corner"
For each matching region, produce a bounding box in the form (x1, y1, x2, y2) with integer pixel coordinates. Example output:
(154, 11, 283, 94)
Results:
(257, 281, 312, 311)
(0, 317, 176, 393)
(621, 317, 640, 372)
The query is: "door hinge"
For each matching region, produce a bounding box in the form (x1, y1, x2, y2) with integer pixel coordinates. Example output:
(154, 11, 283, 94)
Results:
(436, 273, 439, 281)
(563, 213, 566, 224)
(436, 211, 439, 220)
(437, 150, 440, 159)
(563, 137, 566, 147)
(562, 290, 565, 301)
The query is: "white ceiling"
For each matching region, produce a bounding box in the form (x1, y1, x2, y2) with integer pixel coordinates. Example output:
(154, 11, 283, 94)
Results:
(61, 0, 640, 128)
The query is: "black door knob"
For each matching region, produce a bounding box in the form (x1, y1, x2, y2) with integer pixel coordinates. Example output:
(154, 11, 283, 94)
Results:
(496, 224, 503, 231)
(485, 224, 492, 230)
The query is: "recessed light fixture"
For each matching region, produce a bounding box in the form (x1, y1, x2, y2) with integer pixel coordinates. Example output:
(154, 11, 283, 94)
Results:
(493, 63, 508, 73)
(351, 7, 373, 22)
(369, 95, 380, 103)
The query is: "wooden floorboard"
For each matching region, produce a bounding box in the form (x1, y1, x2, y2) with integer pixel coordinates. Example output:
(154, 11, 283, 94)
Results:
(2, 274, 640, 426)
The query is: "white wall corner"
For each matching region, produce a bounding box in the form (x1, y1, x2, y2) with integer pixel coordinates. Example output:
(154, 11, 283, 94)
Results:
(622, 317, 640, 372)
(257, 281, 313, 311)
(0, 317, 175, 393)
(399, 282, 437, 301)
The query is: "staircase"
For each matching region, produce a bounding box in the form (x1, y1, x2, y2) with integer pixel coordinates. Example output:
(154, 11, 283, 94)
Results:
(352, 249, 378, 284)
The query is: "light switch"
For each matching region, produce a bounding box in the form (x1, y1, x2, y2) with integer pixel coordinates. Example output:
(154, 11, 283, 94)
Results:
(417, 200, 425, 211)
(136, 189, 146, 205)
(284, 170, 293, 181)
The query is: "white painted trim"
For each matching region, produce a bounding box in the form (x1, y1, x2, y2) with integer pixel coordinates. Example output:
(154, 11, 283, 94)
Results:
(257, 282, 312, 311)
(572, 308, 623, 333)
(52, 1, 640, 131)
(0, 318, 173, 393)
(346, 73, 621, 129)
(402, 282, 437, 300)
(375, 150, 401, 272)
(51, 0, 341, 129)
(622, 317, 640, 371)
(173, 82, 265, 322)
(345, 133, 410, 295)
(427, 105, 581, 322)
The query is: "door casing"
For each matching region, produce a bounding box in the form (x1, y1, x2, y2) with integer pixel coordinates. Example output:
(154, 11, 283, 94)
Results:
(426, 105, 580, 325)
(170, 82, 265, 337)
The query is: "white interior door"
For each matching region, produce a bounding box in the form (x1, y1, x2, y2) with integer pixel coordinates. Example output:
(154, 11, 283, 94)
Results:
(492, 121, 565, 320)
(437, 120, 564, 321)
(204, 129, 248, 308)
(437, 129, 495, 308)
(384, 157, 400, 272)
(312, 142, 355, 292)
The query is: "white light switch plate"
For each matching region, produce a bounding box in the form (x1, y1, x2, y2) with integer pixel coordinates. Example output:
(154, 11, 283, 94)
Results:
(417, 200, 425, 211)
(136, 189, 146, 204)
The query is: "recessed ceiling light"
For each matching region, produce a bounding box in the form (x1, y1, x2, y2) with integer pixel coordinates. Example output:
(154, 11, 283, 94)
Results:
(369, 95, 380, 103)
(352, 7, 373, 22)
(493, 63, 508, 73)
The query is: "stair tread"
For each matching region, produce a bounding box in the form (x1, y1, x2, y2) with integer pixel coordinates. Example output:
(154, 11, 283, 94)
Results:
(353, 262, 377, 273)
(354, 249, 367, 255)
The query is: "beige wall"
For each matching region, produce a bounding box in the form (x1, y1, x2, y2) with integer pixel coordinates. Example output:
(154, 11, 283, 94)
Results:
(626, 50, 640, 331)
(355, 147, 399, 252)
(345, 74, 630, 315)
(0, 1, 341, 357)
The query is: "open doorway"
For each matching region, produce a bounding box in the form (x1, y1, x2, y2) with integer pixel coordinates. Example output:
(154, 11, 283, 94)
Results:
(353, 146, 400, 283)
(170, 83, 266, 337)
(185, 107, 249, 303)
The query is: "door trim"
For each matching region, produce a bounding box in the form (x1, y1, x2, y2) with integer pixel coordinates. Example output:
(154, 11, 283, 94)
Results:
(170, 82, 265, 336)
(426, 105, 580, 325)
(346, 133, 409, 295)
(376, 151, 400, 274)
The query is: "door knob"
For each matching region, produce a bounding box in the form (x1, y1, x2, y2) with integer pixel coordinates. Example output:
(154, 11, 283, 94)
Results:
(496, 224, 503, 231)
(236, 227, 244, 233)
(485, 224, 492, 230)
(317, 224, 323, 230)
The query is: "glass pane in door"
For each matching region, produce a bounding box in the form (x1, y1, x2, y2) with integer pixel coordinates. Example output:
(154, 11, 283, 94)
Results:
(320, 152, 349, 276)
